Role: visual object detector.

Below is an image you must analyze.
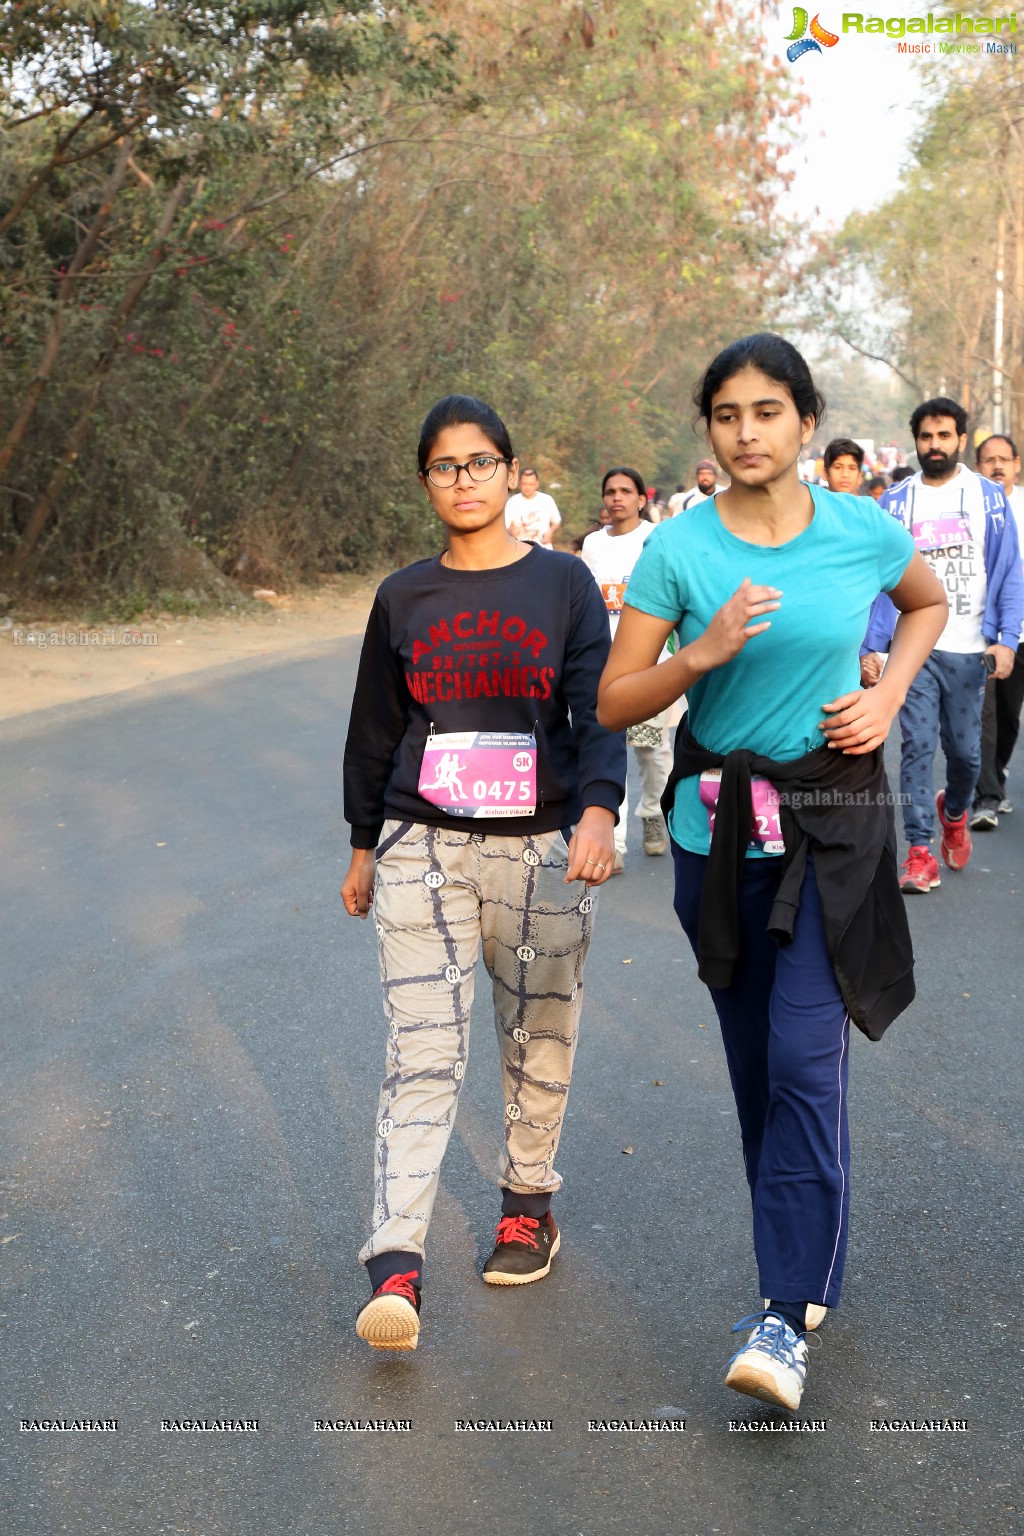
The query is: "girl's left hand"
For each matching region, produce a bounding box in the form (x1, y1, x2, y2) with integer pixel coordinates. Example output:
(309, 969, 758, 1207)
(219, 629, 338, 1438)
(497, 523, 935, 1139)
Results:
(564, 806, 617, 885)
(819, 685, 901, 754)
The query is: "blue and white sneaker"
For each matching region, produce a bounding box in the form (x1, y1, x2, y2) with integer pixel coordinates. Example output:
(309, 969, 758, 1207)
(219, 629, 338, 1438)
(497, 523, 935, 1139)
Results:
(725, 1312, 808, 1411)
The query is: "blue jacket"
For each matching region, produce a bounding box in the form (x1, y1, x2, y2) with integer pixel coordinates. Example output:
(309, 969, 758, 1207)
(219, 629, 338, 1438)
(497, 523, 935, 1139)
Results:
(862, 469, 1024, 654)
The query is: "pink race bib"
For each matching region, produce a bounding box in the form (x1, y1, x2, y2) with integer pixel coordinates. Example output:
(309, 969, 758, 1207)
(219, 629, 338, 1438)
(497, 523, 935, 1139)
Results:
(699, 769, 784, 854)
(418, 731, 537, 819)
(912, 512, 971, 552)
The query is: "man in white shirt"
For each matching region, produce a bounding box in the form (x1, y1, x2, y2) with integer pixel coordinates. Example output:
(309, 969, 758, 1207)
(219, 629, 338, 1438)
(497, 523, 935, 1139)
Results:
(972, 434, 1024, 827)
(678, 459, 726, 511)
(504, 468, 561, 547)
(865, 398, 1023, 893)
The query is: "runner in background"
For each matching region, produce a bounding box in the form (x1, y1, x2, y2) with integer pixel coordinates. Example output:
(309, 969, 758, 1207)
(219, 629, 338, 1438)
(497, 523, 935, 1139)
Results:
(666, 483, 687, 518)
(342, 394, 625, 1352)
(645, 485, 666, 523)
(863, 398, 1023, 893)
(971, 434, 1024, 827)
(598, 333, 945, 1412)
(571, 500, 612, 551)
(581, 467, 681, 869)
(679, 458, 726, 510)
(823, 438, 865, 495)
(504, 467, 561, 547)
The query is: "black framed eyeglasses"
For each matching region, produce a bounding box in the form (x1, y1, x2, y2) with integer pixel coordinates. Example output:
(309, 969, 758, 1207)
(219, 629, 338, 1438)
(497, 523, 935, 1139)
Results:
(424, 455, 511, 488)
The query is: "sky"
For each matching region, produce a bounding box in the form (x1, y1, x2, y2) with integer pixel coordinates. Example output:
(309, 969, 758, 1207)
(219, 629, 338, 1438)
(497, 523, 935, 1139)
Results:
(769, 10, 934, 230)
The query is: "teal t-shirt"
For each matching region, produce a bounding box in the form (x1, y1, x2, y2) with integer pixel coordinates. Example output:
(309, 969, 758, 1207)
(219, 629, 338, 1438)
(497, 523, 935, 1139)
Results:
(624, 486, 915, 856)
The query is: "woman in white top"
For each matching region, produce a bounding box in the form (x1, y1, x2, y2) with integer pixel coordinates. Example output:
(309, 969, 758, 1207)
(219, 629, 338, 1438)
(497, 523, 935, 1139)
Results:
(581, 467, 682, 868)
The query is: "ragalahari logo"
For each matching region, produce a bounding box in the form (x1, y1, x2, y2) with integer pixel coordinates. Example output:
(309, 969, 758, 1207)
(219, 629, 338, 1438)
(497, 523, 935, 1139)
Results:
(784, 8, 840, 59)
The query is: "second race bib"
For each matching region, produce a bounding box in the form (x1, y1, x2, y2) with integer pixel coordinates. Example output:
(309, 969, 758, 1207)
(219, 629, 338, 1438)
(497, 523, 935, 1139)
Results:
(699, 769, 785, 854)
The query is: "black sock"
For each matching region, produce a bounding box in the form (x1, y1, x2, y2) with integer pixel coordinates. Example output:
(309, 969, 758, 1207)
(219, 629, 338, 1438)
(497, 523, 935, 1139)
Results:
(366, 1251, 422, 1293)
(500, 1189, 552, 1219)
(766, 1300, 806, 1336)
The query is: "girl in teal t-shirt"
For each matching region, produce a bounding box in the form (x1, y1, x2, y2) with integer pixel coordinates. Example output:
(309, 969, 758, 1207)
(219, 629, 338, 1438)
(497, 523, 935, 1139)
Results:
(626, 481, 913, 856)
(597, 334, 946, 1414)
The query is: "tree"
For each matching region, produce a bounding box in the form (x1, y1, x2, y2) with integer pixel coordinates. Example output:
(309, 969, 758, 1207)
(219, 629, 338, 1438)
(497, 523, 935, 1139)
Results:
(800, 40, 1024, 434)
(0, 0, 454, 575)
(1, 0, 803, 600)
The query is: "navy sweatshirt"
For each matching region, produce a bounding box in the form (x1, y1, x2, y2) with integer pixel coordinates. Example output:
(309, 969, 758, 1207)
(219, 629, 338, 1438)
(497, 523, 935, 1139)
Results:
(344, 546, 627, 848)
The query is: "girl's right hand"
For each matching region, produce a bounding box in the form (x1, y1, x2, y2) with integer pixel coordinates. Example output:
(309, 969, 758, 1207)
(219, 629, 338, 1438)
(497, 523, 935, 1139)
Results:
(692, 577, 781, 671)
(341, 850, 375, 918)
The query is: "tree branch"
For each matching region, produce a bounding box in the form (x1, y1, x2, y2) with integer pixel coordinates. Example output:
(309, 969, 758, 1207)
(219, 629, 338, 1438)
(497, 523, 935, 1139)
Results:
(833, 329, 921, 394)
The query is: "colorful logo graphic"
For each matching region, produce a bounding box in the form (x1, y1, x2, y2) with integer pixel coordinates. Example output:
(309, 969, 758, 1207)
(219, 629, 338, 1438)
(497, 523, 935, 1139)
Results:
(784, 8, 840, 60)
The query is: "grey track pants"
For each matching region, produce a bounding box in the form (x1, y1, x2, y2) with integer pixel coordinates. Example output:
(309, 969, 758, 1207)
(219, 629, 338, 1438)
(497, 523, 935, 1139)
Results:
(359, 820, 597, 1267)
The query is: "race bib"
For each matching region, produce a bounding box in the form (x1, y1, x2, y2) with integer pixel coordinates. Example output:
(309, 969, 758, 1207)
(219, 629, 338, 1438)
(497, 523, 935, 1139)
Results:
(912, 512, 971, 552)
(418, 731, 537, 818)
(600, 579, 627, 614)
(699, 769, 784, 854)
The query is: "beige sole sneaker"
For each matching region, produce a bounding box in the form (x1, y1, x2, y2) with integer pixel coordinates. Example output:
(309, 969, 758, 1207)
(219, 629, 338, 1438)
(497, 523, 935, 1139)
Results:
(642, 815, 668, 856)
(482, 1228, 560, 1286)
(356, 1292, 420, 1351)
(725, 1351, 805, 1411)
(726, 1316, 808, 1412)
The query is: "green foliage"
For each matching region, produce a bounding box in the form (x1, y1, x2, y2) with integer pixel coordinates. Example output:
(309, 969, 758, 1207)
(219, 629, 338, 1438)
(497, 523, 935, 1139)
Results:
(1, 0, 801, 597)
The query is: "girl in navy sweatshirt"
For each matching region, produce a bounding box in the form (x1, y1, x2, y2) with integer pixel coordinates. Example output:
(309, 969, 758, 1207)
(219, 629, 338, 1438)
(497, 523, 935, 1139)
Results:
(342, 394, 625, 1351)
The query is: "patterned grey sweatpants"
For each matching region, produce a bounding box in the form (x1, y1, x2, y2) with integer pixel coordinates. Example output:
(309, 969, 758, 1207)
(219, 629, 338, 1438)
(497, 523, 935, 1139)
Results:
(358, 820, 597, 1267)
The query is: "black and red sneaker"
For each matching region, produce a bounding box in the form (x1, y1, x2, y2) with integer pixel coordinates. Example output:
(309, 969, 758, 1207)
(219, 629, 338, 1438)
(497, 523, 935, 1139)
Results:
(482, 1212, 560, 1286)
(355, 1271, 421, 1351)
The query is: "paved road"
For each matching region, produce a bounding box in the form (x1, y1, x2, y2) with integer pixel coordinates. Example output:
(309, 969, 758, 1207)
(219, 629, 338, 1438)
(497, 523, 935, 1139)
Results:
(2, 643, 1021, 1535)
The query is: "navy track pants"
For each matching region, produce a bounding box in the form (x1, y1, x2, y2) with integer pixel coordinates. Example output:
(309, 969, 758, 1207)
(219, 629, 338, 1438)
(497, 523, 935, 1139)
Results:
(673, 845, 850, 1308)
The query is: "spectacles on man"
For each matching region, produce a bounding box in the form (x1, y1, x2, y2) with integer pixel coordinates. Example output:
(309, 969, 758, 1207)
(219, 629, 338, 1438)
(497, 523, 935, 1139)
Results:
(424, 455, 511, 488)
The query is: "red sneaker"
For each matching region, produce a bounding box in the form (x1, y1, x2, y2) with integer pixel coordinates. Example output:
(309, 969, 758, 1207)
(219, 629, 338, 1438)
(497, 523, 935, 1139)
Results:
(936, 790, 973, 871)
(899, 845, 941, 894)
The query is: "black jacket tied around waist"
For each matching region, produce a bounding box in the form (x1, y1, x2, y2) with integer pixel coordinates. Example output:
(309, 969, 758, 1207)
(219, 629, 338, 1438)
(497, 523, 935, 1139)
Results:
(664, 720, 915, 1041)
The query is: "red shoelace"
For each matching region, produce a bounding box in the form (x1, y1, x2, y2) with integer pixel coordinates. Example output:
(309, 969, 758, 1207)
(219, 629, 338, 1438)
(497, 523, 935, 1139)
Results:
(375, 1271, 419, 1303)
(494, 1215, 541, 1249)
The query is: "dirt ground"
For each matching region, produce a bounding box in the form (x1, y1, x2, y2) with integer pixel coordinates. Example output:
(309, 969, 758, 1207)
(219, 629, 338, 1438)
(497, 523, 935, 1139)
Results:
(0, 580, 378, 721)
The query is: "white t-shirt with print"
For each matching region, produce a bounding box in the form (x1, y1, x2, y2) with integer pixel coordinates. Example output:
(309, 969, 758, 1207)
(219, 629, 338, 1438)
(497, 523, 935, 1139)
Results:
(505, 491, 561, 545)
(580, 521, 681, 724)
(904, 465, 988, 653)
(580, 521, 654, 636)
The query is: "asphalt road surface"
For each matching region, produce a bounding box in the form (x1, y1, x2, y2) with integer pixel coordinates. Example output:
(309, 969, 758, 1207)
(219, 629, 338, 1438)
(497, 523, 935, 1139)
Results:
(3, 640, 1022, 1535)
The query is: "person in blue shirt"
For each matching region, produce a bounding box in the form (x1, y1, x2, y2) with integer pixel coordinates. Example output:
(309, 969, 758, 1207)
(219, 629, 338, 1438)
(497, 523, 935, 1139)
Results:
(597, 334, 945, 1413)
